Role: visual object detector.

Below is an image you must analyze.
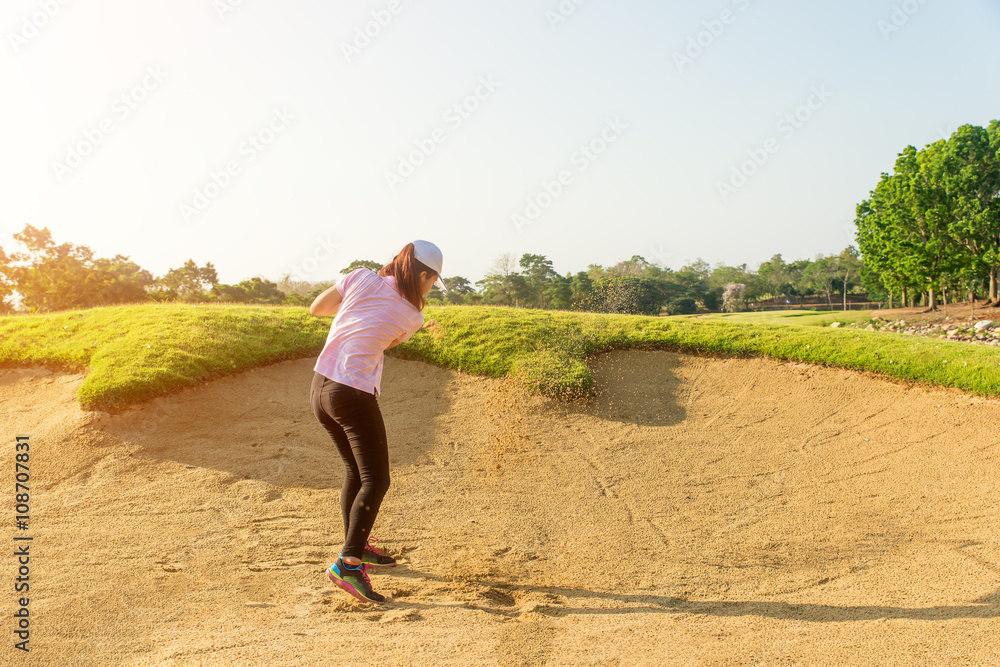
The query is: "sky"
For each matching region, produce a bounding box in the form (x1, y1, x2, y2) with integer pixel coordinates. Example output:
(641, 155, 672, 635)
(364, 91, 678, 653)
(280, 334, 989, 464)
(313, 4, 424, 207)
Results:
(2, 0, 999, 286)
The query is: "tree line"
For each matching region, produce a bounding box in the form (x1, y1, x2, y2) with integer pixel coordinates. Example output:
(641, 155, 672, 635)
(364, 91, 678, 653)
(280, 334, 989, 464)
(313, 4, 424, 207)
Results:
(467, 249, 865, 316)
(855, 121, 1000, 309)
(0, 224, 872, 316)
(10, 120, 998, 316)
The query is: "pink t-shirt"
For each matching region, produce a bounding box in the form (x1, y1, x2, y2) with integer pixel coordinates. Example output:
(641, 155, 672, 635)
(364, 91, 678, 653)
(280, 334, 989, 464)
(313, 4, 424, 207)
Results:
(313, 268, 424, 396)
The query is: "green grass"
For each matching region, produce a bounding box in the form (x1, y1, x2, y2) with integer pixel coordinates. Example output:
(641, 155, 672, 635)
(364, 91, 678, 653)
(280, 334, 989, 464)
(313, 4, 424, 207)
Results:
(396, 307, 1000, 400)
(672, 309, 878, 327)
(2, 303, 998, 410)
(0, 303, 331, 410)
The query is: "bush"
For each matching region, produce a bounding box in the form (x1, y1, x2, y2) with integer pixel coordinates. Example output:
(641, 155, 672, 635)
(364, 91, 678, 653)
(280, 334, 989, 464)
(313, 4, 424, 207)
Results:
(665, 297, 698, 315)
(702, 289, 721, 311)
(510, 349, 592, 399)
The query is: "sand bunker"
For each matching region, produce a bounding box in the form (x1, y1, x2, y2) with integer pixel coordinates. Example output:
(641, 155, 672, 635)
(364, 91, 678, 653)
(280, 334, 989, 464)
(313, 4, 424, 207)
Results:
(2, 350, 999, 666)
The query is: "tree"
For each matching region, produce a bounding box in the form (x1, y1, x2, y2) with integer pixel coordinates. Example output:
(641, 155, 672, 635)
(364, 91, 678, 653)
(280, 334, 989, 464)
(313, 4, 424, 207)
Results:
(340, 259, 384, 274)
(425, 286, 445, 304)
(275, 273, 327, 298)
(665, 297, 698, 315)
(569, 271, 593, 310)
(1, 224, 154, 311)
(977, 120, 1000, 303)
(708, 262, 770, 303)
(153, 260, 219, 302)
(545, 273, 573, 310)
(444, 276, 474, 294)
(802, 255, 839, 308)
(89, 255, 155, 305)
(3, 225, 93, 311)
(702, 288, 721, 311)
(708, 262, 750, 292)
(890, 142, 964, 310)
(443, 290, 466, 305)
(835, 246, 864, 310)
(586, 263, 606, 281)
(209, 277, 286, 304)
(0, 246, 16, 314)
(432, 276, 473, 305)
(855, 128, 1000, 311)
(722, 283, 747, 313)
(680, 258, 711, 282)
(606, 255, 652, 277)
(519, 253, 557, 308)
(940, 124, 1000, 305)
(676, 258, 712, 307)
(785, 258, 811, 297)
(756, 254, 792, 302)
(856, 173, 910, 307)
(476, 253, 521, 306)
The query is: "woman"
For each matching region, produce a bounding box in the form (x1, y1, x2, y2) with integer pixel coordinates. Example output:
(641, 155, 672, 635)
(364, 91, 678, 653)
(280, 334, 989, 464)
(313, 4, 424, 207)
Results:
(309, 240, 446, 604)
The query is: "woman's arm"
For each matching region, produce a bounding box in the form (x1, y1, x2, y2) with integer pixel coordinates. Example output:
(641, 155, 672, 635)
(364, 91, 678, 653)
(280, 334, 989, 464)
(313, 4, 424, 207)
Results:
(309, 284, 343, 317)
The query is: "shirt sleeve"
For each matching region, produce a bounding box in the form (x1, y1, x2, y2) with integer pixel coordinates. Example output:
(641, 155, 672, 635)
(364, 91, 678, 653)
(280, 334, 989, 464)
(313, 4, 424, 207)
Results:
(335, 268, 363, 296)
(397, 313, 425, 343)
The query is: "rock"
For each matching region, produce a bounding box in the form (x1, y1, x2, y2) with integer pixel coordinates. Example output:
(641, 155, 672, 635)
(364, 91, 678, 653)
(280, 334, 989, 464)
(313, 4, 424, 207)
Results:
(829, 322, 842, 328)
(974, 320, 994, 331)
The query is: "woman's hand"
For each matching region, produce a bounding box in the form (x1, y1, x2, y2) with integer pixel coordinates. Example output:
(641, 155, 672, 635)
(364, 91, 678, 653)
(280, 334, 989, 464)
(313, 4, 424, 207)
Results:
(309, 284, 343, 317)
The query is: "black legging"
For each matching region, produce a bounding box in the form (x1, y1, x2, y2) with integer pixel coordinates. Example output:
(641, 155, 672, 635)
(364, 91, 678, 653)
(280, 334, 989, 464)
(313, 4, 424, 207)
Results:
(310, 371, 390, 560)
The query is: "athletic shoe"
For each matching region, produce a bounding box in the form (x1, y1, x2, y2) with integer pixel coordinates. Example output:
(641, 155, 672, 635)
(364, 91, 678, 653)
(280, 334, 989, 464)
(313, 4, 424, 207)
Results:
(327, 558, 385, 604)
(361, 537, 397, 568)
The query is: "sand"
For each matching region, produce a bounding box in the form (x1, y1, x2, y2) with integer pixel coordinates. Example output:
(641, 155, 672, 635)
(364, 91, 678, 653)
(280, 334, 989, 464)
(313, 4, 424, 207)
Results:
(1, 349, 999, 666)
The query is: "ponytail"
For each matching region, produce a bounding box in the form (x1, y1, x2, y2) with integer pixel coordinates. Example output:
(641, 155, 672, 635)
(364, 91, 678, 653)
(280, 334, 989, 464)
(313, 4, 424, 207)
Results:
(379, 243, 435, 310)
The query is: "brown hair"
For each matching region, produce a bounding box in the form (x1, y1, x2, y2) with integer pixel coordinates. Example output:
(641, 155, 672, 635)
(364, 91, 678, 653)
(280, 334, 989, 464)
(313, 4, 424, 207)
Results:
(379, 242, 436, 311)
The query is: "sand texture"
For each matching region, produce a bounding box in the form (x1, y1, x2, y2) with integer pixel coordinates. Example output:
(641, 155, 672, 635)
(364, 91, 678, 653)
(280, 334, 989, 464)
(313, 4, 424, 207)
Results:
(2, 350, 999, 666)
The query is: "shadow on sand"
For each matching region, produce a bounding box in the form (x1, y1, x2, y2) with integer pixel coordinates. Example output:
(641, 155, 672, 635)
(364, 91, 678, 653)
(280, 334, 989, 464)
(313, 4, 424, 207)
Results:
(121, 357, 457, 490)
(384, 568, 1000, 623)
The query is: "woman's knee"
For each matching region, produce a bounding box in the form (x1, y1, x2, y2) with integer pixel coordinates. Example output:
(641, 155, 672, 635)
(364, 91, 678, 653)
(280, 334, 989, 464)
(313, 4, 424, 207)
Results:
(361, 473, 390, 498)
(343, 468, 362, 488)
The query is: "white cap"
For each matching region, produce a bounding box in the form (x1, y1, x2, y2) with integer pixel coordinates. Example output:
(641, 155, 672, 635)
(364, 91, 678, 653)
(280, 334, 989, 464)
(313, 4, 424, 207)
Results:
(412, 240, 447, 291)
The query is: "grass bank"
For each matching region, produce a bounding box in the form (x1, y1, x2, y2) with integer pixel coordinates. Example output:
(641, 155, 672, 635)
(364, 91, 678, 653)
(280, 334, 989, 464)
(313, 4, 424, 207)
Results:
(0, 303, 330, 410)
(2, 304, 998, 410)
(672, 309, 878, 326)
